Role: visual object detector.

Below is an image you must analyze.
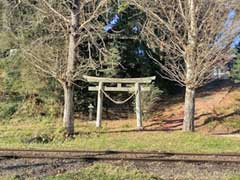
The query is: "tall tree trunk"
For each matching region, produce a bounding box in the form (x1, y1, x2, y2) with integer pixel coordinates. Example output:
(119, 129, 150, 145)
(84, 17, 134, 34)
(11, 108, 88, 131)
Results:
(183, 86, 195, 132)
(63, 83, 74, 135)
(1, 1, 8, 29)
(63, 0, 80, 136)
(183, 0, 197, 132)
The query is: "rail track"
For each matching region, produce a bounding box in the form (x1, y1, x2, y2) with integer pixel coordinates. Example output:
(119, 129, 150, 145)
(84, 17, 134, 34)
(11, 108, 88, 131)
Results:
(0, 148, 240, 164)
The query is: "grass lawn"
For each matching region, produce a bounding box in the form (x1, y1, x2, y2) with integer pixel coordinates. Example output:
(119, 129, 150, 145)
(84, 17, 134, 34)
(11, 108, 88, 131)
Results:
(0, 118, 240, 180)
(228, 175, 240, 180)
(0, 118, 240, 153)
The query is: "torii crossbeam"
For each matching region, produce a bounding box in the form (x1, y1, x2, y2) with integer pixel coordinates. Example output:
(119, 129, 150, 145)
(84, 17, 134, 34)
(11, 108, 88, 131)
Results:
(83, 75, 156, 129)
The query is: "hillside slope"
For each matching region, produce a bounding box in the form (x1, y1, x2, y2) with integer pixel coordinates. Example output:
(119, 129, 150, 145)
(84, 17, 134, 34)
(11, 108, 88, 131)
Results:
(147, 80, 240, 134)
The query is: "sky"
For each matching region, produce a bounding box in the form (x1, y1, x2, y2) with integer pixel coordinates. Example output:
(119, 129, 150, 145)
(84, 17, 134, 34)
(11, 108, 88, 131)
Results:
(104, 14, 120, 32)
(232, 36, 240, 47)
(226, 10, 240, 47)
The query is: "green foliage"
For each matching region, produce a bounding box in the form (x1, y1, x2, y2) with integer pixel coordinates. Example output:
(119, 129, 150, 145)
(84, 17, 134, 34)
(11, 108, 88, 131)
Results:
(0, 53, 61, 120)
(141, 84, 163, 119)
(0, 101, 19, 120)
(22, 133, 53, 144)
(230, 43, 240, 82)
(99, 43, 121, 77)
(0, 57, 22, 92)
(0, 0, 178, 121)
(15, 95, 61, 118)
(231, 54, 240, 82)
(118, 0, 129, 14)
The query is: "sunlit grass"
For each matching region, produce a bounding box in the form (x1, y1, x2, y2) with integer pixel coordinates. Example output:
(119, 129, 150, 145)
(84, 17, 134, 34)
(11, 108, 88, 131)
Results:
(226, 175, 240, 180)
(0, 118, 240, 153)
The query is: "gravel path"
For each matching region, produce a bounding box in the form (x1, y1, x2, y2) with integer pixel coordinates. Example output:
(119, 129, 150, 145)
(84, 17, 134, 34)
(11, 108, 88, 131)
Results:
(131, 161, 240, 180)
(0, 158, 91, 179)
(0, 159, 240, 180)
(0, 158, 240, 180)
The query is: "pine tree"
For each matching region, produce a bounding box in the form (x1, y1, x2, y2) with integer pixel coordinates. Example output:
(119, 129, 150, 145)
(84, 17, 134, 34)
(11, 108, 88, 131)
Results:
(231, 42, 240, 82)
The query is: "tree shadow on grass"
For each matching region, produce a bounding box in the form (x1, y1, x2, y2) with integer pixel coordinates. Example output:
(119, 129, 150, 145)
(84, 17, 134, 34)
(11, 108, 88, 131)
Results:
(75, 113, 214, 135)
(144, 113, 212, 132)
(76, 108, 239, 135)
(75, 127, 182, 135)
(197, 110, 240, 128)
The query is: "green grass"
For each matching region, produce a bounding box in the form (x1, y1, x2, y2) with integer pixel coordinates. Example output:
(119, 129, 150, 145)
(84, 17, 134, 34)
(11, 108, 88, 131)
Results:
(0, 118, 240, 153)
(226, 175, 240, 180)
(0, 119, 240, 180)
(38, 163, 159, 180)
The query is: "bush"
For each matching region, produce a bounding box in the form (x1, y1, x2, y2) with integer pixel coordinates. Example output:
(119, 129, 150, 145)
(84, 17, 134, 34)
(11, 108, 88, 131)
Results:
(0, 101, 19, 120)
(13, 95, 61, 119)
(133, 84, 163, 120)
(0, 53, 62, 120)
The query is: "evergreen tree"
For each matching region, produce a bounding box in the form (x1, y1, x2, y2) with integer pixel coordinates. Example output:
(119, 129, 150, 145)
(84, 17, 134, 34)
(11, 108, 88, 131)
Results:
(231, 42, 240, 82)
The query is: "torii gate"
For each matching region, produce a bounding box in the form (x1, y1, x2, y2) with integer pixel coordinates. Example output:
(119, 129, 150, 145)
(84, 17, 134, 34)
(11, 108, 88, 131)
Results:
(83, 75, 156, 129)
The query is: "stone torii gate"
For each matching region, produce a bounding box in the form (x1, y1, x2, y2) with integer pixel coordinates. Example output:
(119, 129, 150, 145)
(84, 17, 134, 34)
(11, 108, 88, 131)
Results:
(83, 75, 156, 129)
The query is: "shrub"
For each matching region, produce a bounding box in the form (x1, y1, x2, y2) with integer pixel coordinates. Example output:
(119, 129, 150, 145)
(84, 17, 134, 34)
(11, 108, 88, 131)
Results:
(133, 84, 163, 120)
(0, 101, 19, 120)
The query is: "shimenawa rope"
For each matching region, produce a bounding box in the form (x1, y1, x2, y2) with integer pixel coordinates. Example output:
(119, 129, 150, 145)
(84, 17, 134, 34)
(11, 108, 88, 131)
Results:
(101, 89, 138, 105)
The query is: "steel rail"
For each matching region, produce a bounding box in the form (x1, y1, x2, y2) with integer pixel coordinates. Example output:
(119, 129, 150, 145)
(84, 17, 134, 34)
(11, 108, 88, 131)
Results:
(0, 154, 240, 164)
(0, 148, 240, 157)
